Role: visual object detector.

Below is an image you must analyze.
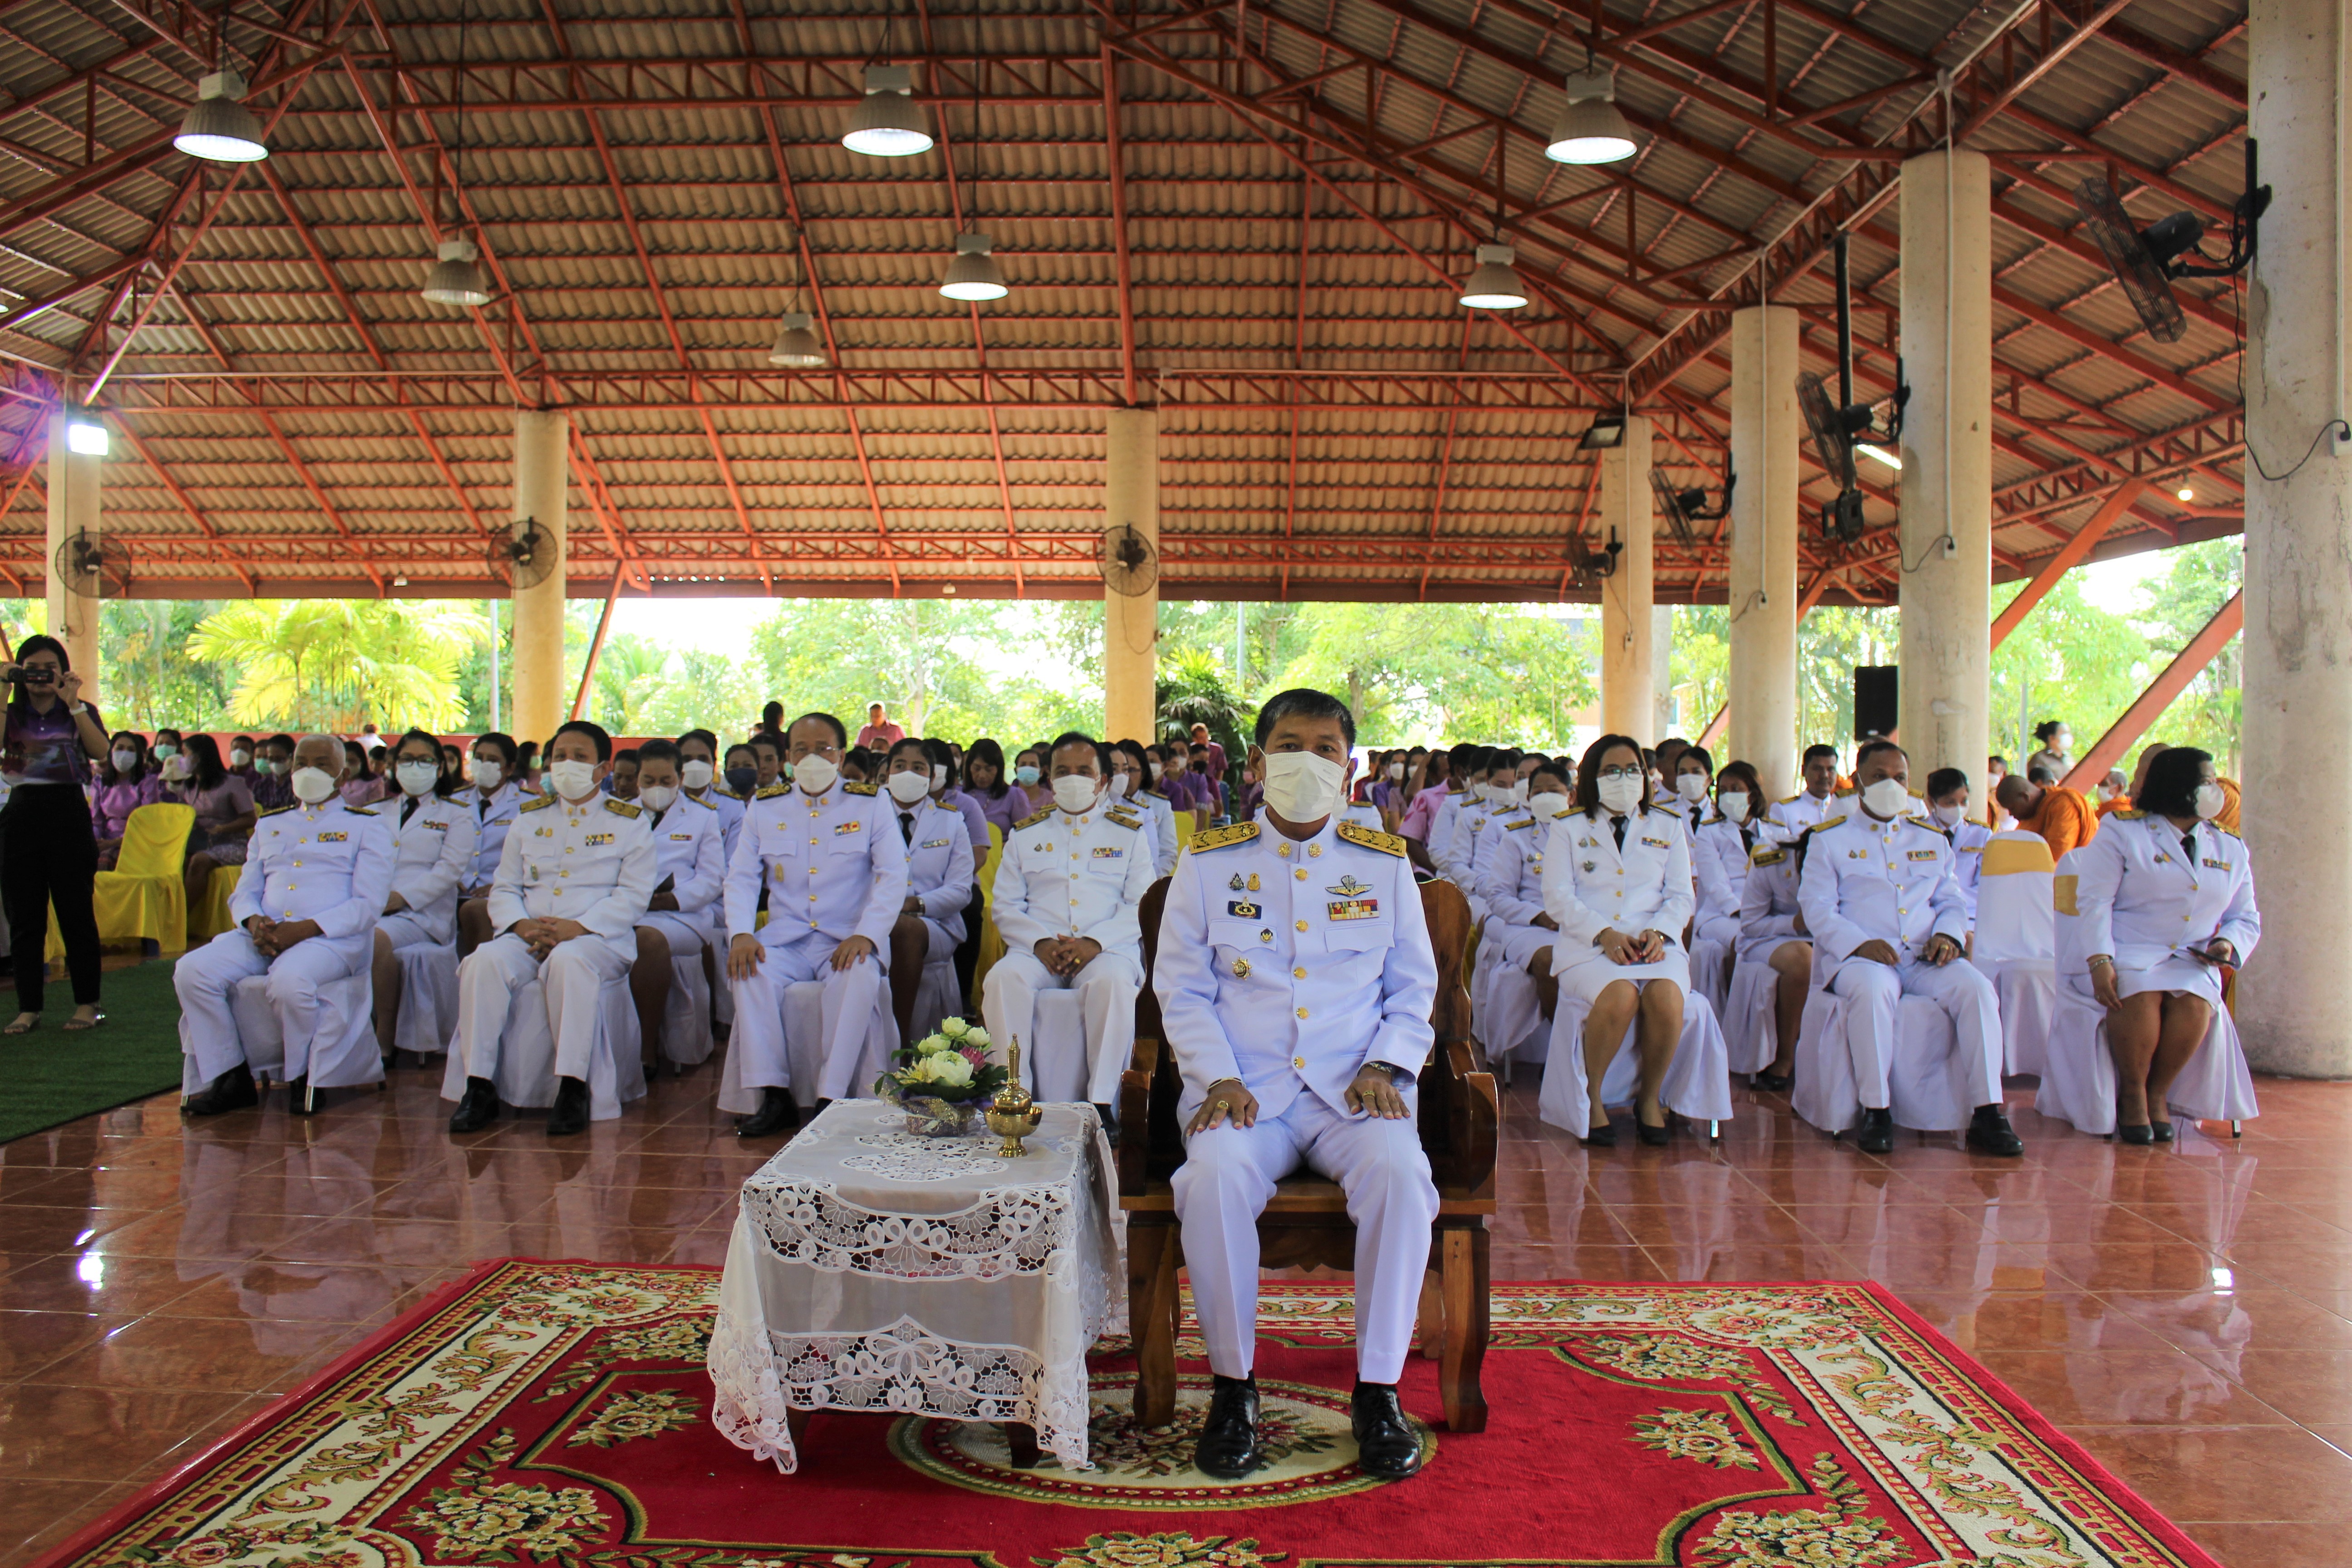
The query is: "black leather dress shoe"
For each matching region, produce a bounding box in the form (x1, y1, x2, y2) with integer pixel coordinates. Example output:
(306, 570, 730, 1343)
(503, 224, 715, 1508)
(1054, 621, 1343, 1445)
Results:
(1966, 1105, 2025, 1157)
(183, 1063, 258, 1117)
(546, 1076, 590, 1136)
(2117, 1122, 2155, 1147)
(2151, 1119, 2175, 1142)
(1855, 1106, 1896, 1155)
(1751, 1069, 1793, 1093)
(1636, 1117, 1672, 1147)
(447, 1075, 499, 1134)
(1093, 1103, 1121, 1148)
(285, 1076, 317, 1117)
(1351, 1382, 1424, 1480)
(734, 1087, 800, 1138)
(1581, 1120, 1617, 1148)
(1193, 1374, 1262, 1479)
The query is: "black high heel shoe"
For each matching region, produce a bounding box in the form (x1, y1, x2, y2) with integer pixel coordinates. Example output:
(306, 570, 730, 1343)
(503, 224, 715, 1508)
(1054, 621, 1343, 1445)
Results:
(1582, 1119, 1618, 1149)
(2117, 1122, 2155, 1147)
(2151, 1119, 2175, 1143)
(1636, 1117, 1671, 1147)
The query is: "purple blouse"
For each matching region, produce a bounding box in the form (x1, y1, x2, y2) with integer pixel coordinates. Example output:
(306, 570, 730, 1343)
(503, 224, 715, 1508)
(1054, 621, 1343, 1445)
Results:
(971, 785, 1026, 839)
(2, 696, 99, 787)
(939, 788, 992, 857)
(93, 774, 166, 838)
(171, 775, 255, 836)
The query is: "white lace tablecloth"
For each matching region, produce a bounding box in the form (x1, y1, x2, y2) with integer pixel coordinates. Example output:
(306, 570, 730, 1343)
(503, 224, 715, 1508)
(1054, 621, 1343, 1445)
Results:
(708, 1098, 1123, 1473)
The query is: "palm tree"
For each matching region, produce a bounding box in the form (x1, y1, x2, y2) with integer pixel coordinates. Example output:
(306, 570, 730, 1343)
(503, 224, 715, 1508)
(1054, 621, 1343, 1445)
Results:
(588, 634, 671, 732)
(1156, 647, 1250, 774)
(187, 600, 490, 730)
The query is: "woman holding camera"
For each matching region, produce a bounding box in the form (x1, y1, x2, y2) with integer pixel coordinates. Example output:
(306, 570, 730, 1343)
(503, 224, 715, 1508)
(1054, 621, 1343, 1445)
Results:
(0, 636, 111, 1033)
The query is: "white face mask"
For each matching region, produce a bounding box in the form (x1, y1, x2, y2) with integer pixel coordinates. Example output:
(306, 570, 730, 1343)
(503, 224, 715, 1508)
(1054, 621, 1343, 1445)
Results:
(2054, 732, 2073, 752)
(161, 755, 190, 781)
(1527, 789, 1568, 819)
(2096, 782, 2119, 800)
(1052, 773, 1103, 813)
(110, 749, 140, 773)
(2193, 782, 2225, 820)
(1718, 789, 1749, 823)
(1147, 761, 1162, 781)
(680, 758, 714, 790)
(548, 759, 598, 800)
(291, 765, 338, 804)
(396, 760, 438, 797)
(1386, 762, 1404, 781)
(1597, 774, 1644, 815)
(931, 765, 948, 789)
(793, 753, 839, 794)
(1507, 779, 1529, 806)
(1860, 777, 1911, 819)
(1260, 749, 1345, 822)
(472, 760, 503, 791)
(1931, 802, 1966, 828)
(637, 783, 678, 814)
(229, 748, 251, 768)
(1108, 773, 1132, 798)
(886, 770, 931, 804)
(1676, 774, 1710, 803)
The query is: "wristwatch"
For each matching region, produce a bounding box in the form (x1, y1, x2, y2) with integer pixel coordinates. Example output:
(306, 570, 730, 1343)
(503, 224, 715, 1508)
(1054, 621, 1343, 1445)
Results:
(1363, 1060, 1402, 1080)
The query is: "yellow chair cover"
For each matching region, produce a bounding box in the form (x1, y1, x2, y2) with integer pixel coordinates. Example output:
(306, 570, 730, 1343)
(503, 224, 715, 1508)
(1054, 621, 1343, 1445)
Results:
(50, 801, 196, 961)
(1173, 812, 1197, 846)
(190, 863, 243, 944)
(971, 823, 1007, 1007)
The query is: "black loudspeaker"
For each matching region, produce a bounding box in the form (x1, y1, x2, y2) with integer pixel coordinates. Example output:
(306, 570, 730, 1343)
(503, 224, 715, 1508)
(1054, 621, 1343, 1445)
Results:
(1853, 665, 1898, 740)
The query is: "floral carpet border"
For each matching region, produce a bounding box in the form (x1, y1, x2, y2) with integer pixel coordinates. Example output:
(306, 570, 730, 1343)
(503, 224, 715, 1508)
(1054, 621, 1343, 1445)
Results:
(31, 1256, 2225, 1568)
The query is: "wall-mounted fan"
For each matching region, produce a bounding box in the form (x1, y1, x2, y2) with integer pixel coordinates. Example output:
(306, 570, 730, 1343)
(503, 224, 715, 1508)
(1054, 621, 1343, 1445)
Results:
(2074, 140, 2269, 346)
(1571, 530, 1625, 585)
(53, 528, 130, 599)
(1102, 521, 1158, 597)
(1650, 464, 1735, 546)
(1798, 235, 1909, 547)
(487, 516, 558, 592)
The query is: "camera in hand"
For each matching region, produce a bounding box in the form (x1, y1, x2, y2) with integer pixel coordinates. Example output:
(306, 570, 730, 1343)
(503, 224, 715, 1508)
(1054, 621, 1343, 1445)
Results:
(5, 667, 55, 687)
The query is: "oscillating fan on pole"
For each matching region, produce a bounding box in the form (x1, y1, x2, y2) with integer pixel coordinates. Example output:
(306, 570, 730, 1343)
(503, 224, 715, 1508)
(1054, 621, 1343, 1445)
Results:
(1649, 464, 1735, 546)
(1101, 522, 1158, 597)
(52, 528, 131, 600)
(486, 516, 558, 592)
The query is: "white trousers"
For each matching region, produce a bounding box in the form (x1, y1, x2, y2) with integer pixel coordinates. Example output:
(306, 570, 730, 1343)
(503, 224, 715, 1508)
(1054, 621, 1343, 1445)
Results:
(456, 931, 633, 1084)
(980, 947, 1141, 1105)
(377, 910, 444, 951)
(1171, 1093, 1437, 1383)
(729, 936, 885, 1101)
(637, 911, 715, 960)
(1828, 956, 2004, 1111)
(176, 928, 371, 1083)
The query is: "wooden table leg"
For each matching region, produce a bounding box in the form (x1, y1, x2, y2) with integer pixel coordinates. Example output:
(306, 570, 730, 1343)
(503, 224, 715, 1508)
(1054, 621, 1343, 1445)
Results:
(1002, 1421, 1042, 1469)
(1438, 1222, 1490, 1433)
(785, 1404, 812, 1453)
(1131, 1216, 1182, 1427)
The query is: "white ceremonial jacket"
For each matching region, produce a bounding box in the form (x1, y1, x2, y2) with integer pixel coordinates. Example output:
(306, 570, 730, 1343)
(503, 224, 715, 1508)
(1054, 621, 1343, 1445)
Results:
(1131, 786, 1182, 877)
(1479, 810, 1551, 927)
(1766, 788, 1843, 839)
(235, 799, 397, 939)
(644, 792, 728, 931)
(1796, 810, 1969, 980)
(487, 791, 657, 940)
(385, 790, 479, 943)
(1943, 817, 1993, 923)
(2070, 811, 2260, 972)
(681, 783, 747, 862)
(1540, 804, 1695, 973)
(1692, 815, 1759, 946)
(1736, 838, 1805, 965)
(459, 779, 524, 891)
(723, 780, 906, 950)
(895, 795, 978, 942)
(1153, 818, 1436, 1119)
(992, 798, 1154, 963)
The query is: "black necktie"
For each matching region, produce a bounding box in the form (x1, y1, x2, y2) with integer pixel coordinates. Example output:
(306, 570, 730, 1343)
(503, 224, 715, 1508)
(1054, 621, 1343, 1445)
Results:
(1611, 814, 1627, 852)
(2182, 829, 2197, 867)
(900, 811, 914, 845)
(1740, 824, 1754, 856)
(401, 796, 418, 826)
(477, 793, 489, 818)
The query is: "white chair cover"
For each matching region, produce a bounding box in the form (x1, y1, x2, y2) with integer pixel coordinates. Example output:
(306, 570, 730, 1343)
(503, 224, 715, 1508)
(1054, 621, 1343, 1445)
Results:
(200, 969, 382, 1094)
(1686, 934, 1734, 1021)
(909, 956, 964, 1044)
(1790, 985, 1975, 1134)
(393, 941, 459, 1058)
(660, 950, 717, 1068)
(1535, 987, 1734, 1132)
(1721, 957, 1780, 1075)
(1028, 990, 1089, 1104)
(715, 976, 897, 1113)
(1480, 966, 1550, 1079)
(1972, 832, 2058, 1077)
(437, 969, 646, 1120)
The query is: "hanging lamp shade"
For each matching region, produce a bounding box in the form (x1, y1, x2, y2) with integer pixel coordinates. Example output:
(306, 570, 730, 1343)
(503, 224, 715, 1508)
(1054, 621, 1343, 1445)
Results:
(1459, 243, 1528, 310)
(843, 64, 935, 157)
(1546, 69, 1637, 164)
(174, 69, 268, 163)
(768, 311, 826, 367)
(939, 232, 1008, 301)
(422, 237, 491, 306)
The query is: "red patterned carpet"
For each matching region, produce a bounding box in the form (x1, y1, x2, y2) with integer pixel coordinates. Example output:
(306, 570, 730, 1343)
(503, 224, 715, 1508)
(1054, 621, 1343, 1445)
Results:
(37, 1259, 2221, 1568)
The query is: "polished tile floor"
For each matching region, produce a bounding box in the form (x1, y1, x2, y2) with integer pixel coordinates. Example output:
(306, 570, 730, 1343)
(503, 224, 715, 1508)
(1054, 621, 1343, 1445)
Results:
(0, 1055, 2344, 1568)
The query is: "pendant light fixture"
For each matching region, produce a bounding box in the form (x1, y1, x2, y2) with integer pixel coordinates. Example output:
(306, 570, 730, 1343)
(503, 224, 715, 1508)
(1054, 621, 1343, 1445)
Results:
(1460, 243, 1529, 310)
(843, 64, 934, 157)
(1546, 68, 1637, 165)
(937, 64, 1007, 302)
(423, 0, 489, 307)
(175, 69, 269, 163)
(769, 312, 824, 366)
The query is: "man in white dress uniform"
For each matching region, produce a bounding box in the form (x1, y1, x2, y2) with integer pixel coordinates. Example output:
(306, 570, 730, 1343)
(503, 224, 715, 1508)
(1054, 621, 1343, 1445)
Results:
(1796, 739, 2024, 1158)
(178, 733, 396, 1116)
(1155, 687, 1437, 1483)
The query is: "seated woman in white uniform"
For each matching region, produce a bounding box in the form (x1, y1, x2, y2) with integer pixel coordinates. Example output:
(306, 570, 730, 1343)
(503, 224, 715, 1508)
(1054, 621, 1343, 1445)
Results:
(1541, 733, 1693, 1146)
(880, 736, 978, 1043)
(369, 729, 480, 1057)
(626, 739, 730, 1068)
(1923, 767, 1994, 922)
(1109, 737, 1180, 877)
(1686, 753, 1753, 999)
(2071, 745, 2260, 1143)
(1474, 758, 1570, 1056)
(1736, 804, 1810, 1093)
(1663, 744, 1715, 839)
(455, 731, 525, 958)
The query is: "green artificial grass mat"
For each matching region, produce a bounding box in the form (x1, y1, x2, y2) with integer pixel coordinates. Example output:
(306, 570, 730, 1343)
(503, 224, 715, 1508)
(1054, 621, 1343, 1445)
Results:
(0, 957, 183, 1143)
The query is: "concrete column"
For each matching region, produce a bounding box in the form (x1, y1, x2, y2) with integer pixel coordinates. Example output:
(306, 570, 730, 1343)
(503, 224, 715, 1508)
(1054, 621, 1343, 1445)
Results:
(1102, 407, 1159, 743)
(1597, 415, 1655, 744)
(1727, 305, 1800, 794)
(2240, 0, 2352, 1076)
(43, 412, 101, 698)
(1896, 149, 1993, 780)
(508, 409, 569, 745)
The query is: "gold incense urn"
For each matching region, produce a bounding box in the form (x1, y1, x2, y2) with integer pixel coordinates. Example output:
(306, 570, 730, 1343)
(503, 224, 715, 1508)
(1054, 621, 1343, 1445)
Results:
(985, 1037, 1044, 1156)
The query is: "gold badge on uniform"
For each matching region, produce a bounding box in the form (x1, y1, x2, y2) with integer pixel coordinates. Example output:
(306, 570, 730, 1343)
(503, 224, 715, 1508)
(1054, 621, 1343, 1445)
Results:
(1232, 958, 1251, 978)
(1247, 872, 1261, 891)
(1326, 874, 1373, 898)
(1229, 873, 1245, 891)
(1227, 900, 1262, 918)
(317, 831, 348, 843)
(585, 833, 613, 846)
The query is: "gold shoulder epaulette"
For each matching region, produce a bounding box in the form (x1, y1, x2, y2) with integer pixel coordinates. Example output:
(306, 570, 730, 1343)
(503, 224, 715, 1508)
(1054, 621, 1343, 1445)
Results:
(1014, 807, 1055, 831)
(1813, 814, 1847, 833)
(1506, 816, 1537, 831)
(690, 793, 718, 810)
(843, 781, 878, 796)
(1553, 807, 1574, 819)
(1337, 821, 1407, 858)
(1106, 812, 1142, 832)
(1750, 846, 1787, 866)
(2112, 809, 2145, 820)
(1187, 821, 1258, 854)
(1779, 792, 1802, 804)
(714, 785, 746, 801)
(258, 802, 294, 818)
(519, 794, 558, 813)
(603, 797, 642, 818)
(1833, 786, 1856, 799)
(343, 805, 378, 816)
(755, 782, 790, 799)
(1142, 788, 1170, 801)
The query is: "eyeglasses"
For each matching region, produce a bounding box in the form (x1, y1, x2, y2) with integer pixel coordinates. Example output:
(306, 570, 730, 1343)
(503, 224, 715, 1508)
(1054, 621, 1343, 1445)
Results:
(1597, 765, 1643, 781)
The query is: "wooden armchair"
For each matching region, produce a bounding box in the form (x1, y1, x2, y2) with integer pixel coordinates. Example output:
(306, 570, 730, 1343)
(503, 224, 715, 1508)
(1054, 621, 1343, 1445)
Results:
(1117, 876, 1498, 1432)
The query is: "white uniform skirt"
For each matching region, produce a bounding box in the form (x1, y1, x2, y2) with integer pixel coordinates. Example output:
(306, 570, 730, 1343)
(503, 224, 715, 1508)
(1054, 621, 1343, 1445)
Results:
(1555, 939, 1691, 1009)
(2114, 952, 2227, 1007)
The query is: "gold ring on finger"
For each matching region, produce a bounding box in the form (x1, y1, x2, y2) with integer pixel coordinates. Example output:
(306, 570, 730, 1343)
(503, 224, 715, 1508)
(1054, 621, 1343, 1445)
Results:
(1212, 1099, 1230, 1112)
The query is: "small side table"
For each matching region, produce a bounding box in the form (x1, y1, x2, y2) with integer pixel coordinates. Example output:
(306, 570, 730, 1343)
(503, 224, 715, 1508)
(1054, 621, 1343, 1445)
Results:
(708, 1099, 1122, 1474)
